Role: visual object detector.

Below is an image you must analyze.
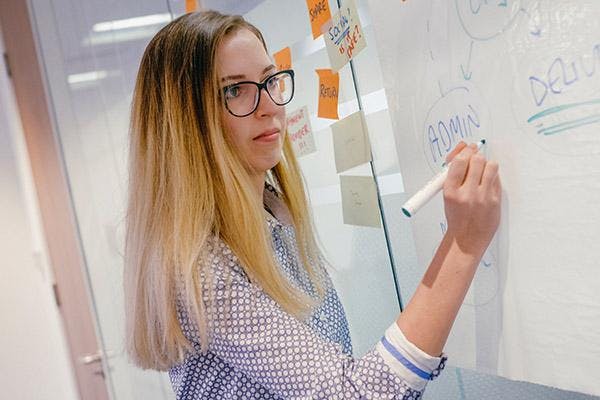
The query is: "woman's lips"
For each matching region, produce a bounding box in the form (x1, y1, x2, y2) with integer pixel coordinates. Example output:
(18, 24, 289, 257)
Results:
(254, 129, 279, 142)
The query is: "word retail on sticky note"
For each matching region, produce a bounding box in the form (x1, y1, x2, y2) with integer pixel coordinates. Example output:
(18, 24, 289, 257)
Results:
(322, 0, 366, 71)
(287, 106, 317, 157)
(315, 69, 339, 120)
(306, 0, 332, 39)
(332, 110, 371, 173)
(340, 175, 381, 228)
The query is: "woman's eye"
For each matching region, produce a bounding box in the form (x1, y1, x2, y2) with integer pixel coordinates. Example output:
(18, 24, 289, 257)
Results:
(225, 85, 241, 99)
(267, 77, 279, 89)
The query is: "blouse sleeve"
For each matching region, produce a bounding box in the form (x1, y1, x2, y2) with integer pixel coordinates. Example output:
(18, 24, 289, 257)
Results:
(190, 240, 447, 400)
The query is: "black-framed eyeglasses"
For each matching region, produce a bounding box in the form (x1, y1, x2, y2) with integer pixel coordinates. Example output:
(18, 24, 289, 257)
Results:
(221, 69, 295, 117)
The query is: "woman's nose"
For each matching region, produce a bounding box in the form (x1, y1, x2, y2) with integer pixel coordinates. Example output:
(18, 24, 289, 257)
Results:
(255, 86, 280, 117)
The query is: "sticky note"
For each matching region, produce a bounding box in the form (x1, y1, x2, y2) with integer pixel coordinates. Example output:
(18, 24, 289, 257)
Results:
(287, 106, 317, 157)
(332, 110, 372, 173)
(306, 0, 332, 39)
(185, 0, 197, 12)
(340, 175, 381, 228)
(272, 47, 292, 92)
(316, 69, 339, 120)
(273, 47, 292, 71)
(322, 0, 367, 71)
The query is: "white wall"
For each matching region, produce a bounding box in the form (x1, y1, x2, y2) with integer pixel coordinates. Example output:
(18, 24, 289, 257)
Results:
(0, 27, 79, 400)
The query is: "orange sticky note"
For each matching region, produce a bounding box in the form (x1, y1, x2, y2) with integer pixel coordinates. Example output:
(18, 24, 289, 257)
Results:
(316, 69, 339, 120)
(273, 47, 292, 71)
(273, 47, 292, 91)
(306, 0, 332, 39)
(185, 0, 197, 12)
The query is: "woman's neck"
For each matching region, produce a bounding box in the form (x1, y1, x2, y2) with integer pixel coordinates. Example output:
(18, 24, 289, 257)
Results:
(250, 171, 267, 206)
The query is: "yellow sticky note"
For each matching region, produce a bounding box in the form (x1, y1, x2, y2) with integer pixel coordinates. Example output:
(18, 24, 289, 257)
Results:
(306, 0, 332, 39)
(340, 175, 381, 228)
(316, 69, 339, 120)
(185, 0, 197, 12)
(322, 0, 367, 71)
(332, 110, 371, 173)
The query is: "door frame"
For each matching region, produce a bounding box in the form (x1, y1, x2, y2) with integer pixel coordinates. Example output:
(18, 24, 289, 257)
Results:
(0, 1, 111, 399)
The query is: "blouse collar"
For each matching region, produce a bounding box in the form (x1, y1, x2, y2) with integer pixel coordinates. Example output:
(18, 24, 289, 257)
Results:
(263, 182, 294, 227)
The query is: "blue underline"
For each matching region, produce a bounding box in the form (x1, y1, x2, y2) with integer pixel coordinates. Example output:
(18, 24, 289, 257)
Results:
(334, 28, 350, 45)
(538, 113, 600, 136)
(527, 98, 600, 123)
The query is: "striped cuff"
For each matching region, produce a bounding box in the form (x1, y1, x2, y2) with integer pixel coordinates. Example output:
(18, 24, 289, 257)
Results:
(375, 321, 448, 391)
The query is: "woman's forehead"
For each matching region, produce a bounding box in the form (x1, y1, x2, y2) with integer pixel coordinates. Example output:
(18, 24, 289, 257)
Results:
(216, 29, 272, 81)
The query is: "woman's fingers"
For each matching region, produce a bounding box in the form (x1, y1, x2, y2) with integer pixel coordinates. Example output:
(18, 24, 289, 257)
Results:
(445, 141, 468, 164)
(480, 161, 499, 189)
(493, 173, 502, 199)
(445, 144, 477, 189)
(464, 153, 486, 188)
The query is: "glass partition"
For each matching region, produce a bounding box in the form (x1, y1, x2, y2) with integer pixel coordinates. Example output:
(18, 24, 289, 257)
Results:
(28, 0, 177, 398)
(243, 0, 401, 358)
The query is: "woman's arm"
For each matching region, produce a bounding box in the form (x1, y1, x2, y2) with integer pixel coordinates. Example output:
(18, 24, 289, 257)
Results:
(176, 142, 499, 398)
(181, 238, 445, 399)
(397, 142, 502, 357)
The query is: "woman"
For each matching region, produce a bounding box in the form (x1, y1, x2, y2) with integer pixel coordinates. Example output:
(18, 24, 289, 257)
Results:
(125, 10, 501, 400)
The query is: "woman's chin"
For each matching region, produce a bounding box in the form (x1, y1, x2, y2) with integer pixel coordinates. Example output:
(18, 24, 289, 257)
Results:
(253, 154, 282, 173)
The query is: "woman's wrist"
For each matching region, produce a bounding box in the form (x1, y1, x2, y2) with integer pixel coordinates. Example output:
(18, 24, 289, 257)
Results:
(441, 230, 488, 265)
(397, 232, 483, 356)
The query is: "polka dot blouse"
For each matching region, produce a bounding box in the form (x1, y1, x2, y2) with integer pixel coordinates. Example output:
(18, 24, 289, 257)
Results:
(169, 183, 447, 399)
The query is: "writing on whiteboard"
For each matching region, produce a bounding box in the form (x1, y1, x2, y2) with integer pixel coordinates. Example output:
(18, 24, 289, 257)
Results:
(528, 44, 600, 107)
(469, 0, 508, 14)
(422, 86, 490, 171)
(427, 104, 480, 164)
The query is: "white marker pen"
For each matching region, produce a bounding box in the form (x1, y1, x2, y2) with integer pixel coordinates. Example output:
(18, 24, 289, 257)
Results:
(401, 139, 486, 218)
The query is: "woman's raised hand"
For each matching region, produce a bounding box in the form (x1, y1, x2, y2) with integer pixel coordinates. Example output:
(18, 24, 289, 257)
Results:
(442, 141, 502, 258)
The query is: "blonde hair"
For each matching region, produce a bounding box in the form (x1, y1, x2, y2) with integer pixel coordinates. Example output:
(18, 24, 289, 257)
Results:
(124, 10, 326, 371)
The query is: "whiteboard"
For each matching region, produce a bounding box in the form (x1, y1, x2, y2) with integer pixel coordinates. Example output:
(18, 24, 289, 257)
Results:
(368, 0, 600, 396)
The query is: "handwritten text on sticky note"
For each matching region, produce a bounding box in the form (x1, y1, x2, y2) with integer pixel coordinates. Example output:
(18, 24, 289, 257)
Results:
(316, 69, 339, 120)
(332, 110, 371, 173)
(323, 0, 366, 71)
(306, 0, 332, 39)
(287, 106, 317, 157)
(273, 46, 292, 92)
(340, 175, 381, 228)
(273, 47, 292, 71)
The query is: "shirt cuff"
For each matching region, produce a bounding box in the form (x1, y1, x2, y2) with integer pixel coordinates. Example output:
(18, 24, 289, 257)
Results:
(375, 321, 448, 391)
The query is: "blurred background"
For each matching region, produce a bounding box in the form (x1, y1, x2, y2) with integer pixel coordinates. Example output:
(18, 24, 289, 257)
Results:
(0, 0, 597, 399)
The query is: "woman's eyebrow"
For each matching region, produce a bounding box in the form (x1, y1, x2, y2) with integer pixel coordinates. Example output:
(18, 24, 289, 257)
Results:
(220, 64, 277, 83)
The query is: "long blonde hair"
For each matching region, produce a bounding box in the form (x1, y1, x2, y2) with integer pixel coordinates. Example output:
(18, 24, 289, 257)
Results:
(125, 10, 326, 371)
